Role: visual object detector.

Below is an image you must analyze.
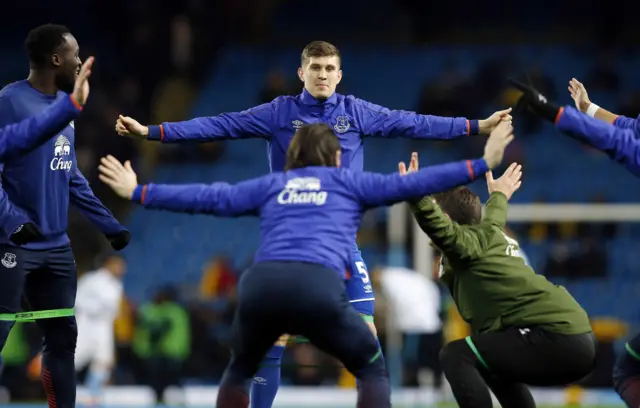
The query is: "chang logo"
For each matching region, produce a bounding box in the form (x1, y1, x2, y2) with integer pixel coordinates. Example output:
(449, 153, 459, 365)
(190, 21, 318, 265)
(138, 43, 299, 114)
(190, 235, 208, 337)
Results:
(50, 135, 73, 172)
(277, 177, 327, 206)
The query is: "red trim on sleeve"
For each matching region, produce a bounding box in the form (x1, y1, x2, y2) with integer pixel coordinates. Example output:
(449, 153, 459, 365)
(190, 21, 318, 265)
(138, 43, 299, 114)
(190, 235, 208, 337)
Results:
(553, 107, 565, 125)
(466, 160, 474, 179)
(69, 95, 83, 111)
(159, 125, 165, 141)
(140, 185, 148, 204)
(466, 120, 470, 135)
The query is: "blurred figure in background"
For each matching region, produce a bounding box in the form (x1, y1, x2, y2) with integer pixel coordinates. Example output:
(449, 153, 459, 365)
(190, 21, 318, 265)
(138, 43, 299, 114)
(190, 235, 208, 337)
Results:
(381, 266, 443, 388)
(133, 285, 191, 403)
(74, 254, 126, 406)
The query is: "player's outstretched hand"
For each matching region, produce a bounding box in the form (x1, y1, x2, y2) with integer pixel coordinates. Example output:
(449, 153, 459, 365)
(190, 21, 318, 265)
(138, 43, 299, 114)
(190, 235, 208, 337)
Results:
(479, 108, 513, 135)
(115, 115, 149, 139)
(71, 56, 94, 106)
(98, 155, 139, 199)
(568, 78, 591, 113)
(398, 152, 419, 176)
(486, 162, 522, 201)
(483, 121, 514, 169)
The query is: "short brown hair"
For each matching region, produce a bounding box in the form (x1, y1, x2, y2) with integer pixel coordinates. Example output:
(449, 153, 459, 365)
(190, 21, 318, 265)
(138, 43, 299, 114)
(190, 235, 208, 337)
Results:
(301, 41, 341, 66)
(433, 187, 482, 225)
(285, 124, 341, 171)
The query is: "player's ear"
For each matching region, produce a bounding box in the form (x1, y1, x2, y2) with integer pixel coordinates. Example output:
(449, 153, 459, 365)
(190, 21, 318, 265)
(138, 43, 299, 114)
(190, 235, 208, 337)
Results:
(297, 67, 304, 82)
(335, 150, 342, 168)
(51, 54, 62, 67)
(336, 69, 343, 84)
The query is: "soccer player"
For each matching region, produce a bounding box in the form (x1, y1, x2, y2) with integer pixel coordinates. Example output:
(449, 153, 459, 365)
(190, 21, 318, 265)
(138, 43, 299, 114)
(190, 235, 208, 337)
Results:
(99, 121, 514, 408)
(0, 24, 130, 408)
(402, 154, 596, 408)
(74, 254, 126, 406)
(513, 78, 640, 408)
(115, 40, 511, 407)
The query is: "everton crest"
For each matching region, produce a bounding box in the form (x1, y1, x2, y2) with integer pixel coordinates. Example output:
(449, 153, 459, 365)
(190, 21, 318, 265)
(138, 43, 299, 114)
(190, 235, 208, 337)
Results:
(334, 116, 351, 133)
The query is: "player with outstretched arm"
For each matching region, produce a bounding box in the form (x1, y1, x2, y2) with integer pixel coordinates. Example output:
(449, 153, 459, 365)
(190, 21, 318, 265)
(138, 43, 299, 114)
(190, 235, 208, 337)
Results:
(401, 152, 594, 408)
(512, 77, 640, 408)
(99, 121, 515, 408)
(114, 40, 512, 407)
(0, 25, 130, 408)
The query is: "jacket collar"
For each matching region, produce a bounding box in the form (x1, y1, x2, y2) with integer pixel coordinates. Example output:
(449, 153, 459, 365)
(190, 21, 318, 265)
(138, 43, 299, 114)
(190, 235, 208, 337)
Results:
(300, 88, 338, 106)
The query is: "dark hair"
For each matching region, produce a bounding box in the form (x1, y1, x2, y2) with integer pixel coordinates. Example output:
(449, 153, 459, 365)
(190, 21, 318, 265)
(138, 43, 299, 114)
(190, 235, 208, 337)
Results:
(25, 24, 71, 68)
(433, 187, 482, 225)
(301, 41, 341, 66)
(285, 123, 341, 171)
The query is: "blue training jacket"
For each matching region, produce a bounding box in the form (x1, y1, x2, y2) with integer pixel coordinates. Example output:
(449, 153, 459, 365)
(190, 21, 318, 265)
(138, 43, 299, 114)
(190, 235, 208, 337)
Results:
(0, 80, 127, 249)
(130, 158, 488, 277)
(556, 105, 640, 176)
(146, 89, 479, 172)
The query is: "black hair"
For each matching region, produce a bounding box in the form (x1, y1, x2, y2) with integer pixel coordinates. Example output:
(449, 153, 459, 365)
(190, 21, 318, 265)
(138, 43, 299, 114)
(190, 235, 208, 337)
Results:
(433, 186, 482, 225)
(24, 24, 71, 68)
(285, 123, 341, 170)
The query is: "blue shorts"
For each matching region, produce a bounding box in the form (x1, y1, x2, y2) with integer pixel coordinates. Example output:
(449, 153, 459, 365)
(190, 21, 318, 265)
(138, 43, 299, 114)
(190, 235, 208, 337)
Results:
(345, 247, 375, 316)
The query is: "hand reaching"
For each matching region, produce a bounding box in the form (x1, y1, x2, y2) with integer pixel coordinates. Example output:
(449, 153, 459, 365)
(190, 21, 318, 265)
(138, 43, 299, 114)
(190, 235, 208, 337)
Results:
(398, 152, 419, 176)
(71, 56, 94, 106)
(568, 78, 591, 113)
(486, 162, 522, 200)
(483, 121, 515, 169)
(98, 155, 139, 199)
(479, 108, 513, 134)
(115, 115, 149, 139)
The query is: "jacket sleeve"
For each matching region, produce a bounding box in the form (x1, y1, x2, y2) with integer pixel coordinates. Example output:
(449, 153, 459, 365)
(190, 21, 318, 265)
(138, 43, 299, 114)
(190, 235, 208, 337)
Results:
(612, 114, 640, 131)
(353, 97, 478, 139)
(555, 105, 640, 176)
(147, 102, 275, 142)
(69, 169, 127, 236)
(0, 95, 82, 161)
(344, 158, 488, 209)
(0, 96, 36, 237)
(131, 175, 271, 216)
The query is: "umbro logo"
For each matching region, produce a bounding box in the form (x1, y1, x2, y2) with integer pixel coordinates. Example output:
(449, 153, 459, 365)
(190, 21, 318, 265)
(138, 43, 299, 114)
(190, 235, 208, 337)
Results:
(292, 120, 304, 130)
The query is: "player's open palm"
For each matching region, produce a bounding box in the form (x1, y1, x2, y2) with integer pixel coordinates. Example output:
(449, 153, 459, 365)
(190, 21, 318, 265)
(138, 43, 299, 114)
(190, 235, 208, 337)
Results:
(483, 121, 514, 169)
(486, 162, 522, 200)
(115, 115, 148, 139)
(568, 78, 591, 112)
(98, 155, 139, 199)
(71, 56, 94, 106)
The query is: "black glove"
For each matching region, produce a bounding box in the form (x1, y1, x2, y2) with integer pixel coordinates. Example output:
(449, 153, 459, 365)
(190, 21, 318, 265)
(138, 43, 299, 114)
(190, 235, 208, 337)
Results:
(10, 223, 44, 246)
(107, 230, 130, 251)
(508, 78, 561, 122)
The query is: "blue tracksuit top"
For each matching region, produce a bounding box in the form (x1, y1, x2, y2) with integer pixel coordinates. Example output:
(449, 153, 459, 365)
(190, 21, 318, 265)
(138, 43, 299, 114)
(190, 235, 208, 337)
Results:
(146, 89, 479, 172)
(130, 159, 488, 277)
(556, 105, 640, 176)
(0, 80, 126, 249)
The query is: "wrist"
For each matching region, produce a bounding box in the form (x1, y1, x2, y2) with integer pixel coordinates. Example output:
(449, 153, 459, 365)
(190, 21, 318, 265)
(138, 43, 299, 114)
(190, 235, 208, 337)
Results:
(69, 94, 83, 110)
(477, 119, 488, 135)
(585, 103, 600, 117)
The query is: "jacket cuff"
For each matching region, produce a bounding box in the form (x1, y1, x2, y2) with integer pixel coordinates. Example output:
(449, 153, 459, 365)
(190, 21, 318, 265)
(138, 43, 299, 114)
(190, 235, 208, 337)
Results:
(468, 119, 480, 135)
(131, 185, 147, 204)
(147, 125, 163, 141)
